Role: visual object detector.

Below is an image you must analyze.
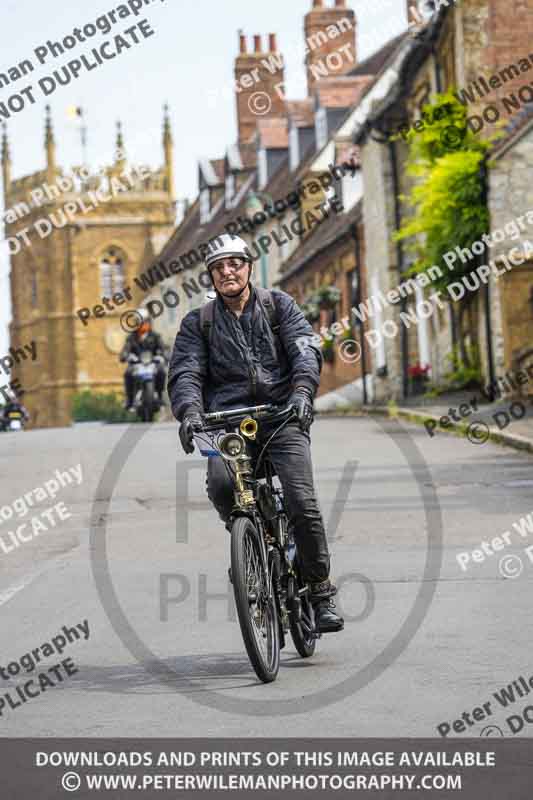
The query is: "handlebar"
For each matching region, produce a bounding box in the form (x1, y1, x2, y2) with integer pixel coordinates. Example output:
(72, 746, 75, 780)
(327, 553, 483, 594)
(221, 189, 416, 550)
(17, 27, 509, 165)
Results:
(193, 403, 295, 433)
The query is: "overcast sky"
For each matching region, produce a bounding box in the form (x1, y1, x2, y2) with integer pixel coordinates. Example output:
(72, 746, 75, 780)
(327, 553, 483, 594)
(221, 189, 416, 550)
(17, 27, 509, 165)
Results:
(0, 0, 406, 360)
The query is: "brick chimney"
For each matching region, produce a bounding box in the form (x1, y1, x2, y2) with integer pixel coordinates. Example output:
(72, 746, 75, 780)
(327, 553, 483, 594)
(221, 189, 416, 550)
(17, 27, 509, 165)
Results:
(304, 0, 356, 95)
(234, 31, 286, 144)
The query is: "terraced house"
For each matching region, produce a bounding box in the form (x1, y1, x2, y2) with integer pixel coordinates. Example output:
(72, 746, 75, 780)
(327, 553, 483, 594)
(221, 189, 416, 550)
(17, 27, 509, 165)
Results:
(148, 0, 406, 407)
(147, 0, 533, 409)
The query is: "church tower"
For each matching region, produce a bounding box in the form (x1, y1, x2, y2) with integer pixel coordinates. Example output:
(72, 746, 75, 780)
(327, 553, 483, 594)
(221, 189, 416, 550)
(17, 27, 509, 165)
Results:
(5, 107, 176, 428)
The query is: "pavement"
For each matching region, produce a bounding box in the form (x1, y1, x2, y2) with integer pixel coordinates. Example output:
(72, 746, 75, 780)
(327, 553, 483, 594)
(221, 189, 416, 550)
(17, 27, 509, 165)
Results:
(363, 390, 533, 453)
(0, 416, 532, 738)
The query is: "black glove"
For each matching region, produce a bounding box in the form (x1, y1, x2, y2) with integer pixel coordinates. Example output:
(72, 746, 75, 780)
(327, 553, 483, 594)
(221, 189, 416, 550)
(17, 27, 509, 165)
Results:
(289, 386, 314, 432)
(179, 410, 203, 455)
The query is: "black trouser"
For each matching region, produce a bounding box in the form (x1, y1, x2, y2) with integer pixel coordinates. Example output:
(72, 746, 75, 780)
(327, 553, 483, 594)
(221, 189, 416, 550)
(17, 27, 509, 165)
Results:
(124, 365, 166, 405)
(206, 421, 330, 584)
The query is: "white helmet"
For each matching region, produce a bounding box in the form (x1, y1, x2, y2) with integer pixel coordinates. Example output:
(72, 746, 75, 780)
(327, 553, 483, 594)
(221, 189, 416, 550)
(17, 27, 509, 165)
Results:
(205, 233, 252, 271)
(136, 307, 150, 322)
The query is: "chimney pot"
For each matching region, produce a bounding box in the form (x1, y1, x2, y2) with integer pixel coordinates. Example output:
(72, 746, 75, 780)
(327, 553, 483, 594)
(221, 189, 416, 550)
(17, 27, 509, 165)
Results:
(269, 33, 277, 52)
(313, 0, 323, 7)
(253, 34, 262, 53)
(335, 0, 346, 6)
(238, 30, 247, 54)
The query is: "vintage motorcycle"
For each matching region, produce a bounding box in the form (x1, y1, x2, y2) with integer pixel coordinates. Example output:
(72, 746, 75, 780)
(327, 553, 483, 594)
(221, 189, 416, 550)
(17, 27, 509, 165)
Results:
(192, 403, 320, 683)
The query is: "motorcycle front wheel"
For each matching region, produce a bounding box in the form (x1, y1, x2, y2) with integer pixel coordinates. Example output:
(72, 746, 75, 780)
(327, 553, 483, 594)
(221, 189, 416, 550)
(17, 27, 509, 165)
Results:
(141, 381, 154, 422)
(231, 516, 280, 683)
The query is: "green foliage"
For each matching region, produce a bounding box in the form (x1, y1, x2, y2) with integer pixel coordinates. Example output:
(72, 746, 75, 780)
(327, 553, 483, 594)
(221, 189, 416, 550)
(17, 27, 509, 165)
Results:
(314, 284, 341, 309)
(428, 344, 482, 394)
(301, 300, 320, 324)
(71, 390, 134, 423)
(322, 337, 335, 363)
(394, 90, 495, 293)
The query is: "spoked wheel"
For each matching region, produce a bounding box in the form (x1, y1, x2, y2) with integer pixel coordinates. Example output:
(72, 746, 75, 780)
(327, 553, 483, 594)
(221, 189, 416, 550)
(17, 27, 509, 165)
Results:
(231, 517, 280, 683)
(288, 561, 317, 659)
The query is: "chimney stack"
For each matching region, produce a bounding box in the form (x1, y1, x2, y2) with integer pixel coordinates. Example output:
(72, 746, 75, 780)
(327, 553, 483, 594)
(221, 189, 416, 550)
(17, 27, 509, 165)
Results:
(304, 0, 357, 95)
(234, 31, 286, 143)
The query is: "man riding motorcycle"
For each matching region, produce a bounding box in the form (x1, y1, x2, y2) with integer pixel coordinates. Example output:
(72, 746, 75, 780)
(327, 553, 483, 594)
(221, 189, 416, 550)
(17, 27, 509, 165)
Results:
(119, 308, 167, 412)
(1, 398, 30, 431)
(167, 234, 343, 633)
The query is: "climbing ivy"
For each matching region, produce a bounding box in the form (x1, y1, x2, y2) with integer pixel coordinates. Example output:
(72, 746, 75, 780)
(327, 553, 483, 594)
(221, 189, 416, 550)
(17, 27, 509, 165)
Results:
(394, 90, 493, 291)
(393, 90, 500, 364)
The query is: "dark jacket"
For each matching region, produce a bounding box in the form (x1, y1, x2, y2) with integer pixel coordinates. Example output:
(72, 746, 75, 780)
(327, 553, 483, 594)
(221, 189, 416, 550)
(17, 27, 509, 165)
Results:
(119, 330, 165, 362)
(168, 287, 322, 421)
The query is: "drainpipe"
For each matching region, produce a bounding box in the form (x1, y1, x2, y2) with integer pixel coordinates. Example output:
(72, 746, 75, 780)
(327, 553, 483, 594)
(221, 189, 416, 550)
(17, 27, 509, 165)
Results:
(388, 138, 409, 400)
(351, 223, 368, 405)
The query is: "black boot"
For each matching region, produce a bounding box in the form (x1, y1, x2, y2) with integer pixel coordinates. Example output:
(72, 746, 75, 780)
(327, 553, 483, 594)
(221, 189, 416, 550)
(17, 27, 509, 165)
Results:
(310, 579, 344, 633)
(313, 598, 344, 633)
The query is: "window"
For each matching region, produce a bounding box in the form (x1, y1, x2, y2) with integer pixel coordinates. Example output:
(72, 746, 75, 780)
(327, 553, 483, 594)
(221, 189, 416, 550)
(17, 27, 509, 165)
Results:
(289, 125, 300, 171)
(100, 248, 125, 297)
(200, 188, 210, 223)
(315, 107, 328, 150)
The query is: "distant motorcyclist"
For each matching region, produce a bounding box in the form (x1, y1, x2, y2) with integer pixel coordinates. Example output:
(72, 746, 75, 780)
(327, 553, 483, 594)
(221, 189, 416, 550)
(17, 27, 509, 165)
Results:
(1, 399, 30, 431)
(120, 308, 166, 411)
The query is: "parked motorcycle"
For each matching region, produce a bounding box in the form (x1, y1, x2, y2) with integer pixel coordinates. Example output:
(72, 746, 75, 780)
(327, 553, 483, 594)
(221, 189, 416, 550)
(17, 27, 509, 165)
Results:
(130, 352, 162, 422)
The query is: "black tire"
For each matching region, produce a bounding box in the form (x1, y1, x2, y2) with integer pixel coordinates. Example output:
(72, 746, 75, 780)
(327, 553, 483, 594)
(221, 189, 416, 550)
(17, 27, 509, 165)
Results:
(231, 517, 280, 683)
(142, 381, 154, 422)
(289, 560, 317, 658)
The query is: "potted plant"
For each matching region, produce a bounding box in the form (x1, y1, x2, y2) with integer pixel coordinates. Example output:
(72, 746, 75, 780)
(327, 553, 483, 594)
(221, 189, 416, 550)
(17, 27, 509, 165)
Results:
(315, 284, 341, 311)
(408, 362, 430, 395)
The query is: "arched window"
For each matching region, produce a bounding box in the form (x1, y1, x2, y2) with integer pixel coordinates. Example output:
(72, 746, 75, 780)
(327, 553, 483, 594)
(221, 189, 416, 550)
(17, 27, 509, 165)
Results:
(100, 247, 125, 296)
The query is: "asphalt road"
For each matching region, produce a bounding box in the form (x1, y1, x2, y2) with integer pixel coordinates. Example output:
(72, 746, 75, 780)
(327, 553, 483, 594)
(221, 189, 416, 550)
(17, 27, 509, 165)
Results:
(0, 415, 532, 738)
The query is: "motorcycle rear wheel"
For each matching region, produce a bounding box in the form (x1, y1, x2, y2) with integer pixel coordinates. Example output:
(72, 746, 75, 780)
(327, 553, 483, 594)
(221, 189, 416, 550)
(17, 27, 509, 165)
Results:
(231, 517, 280, 683)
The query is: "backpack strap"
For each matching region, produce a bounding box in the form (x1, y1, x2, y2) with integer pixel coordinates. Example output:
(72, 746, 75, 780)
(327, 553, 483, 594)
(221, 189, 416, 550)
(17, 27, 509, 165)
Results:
(199, 299, 215, 347)
(256, 287, 280, 335)
(255, 287, 284, 359)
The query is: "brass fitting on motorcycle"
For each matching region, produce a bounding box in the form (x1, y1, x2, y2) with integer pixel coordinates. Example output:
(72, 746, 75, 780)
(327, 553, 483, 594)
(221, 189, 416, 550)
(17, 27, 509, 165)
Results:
(240, 417, 258, 441)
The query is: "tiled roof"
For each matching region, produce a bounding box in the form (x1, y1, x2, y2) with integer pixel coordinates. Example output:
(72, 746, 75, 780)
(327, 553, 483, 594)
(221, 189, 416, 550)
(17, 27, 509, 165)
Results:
(279, 200, 362, 283)
(314, 75, 373, 109)
(348, 32, 409, 78)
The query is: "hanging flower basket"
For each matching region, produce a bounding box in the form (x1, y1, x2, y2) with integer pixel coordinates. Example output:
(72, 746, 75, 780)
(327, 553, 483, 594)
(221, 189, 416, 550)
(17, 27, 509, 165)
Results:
(408, 363, 430, 395)
(301, 301, 320, 324)
(315, 284, 341, 310)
